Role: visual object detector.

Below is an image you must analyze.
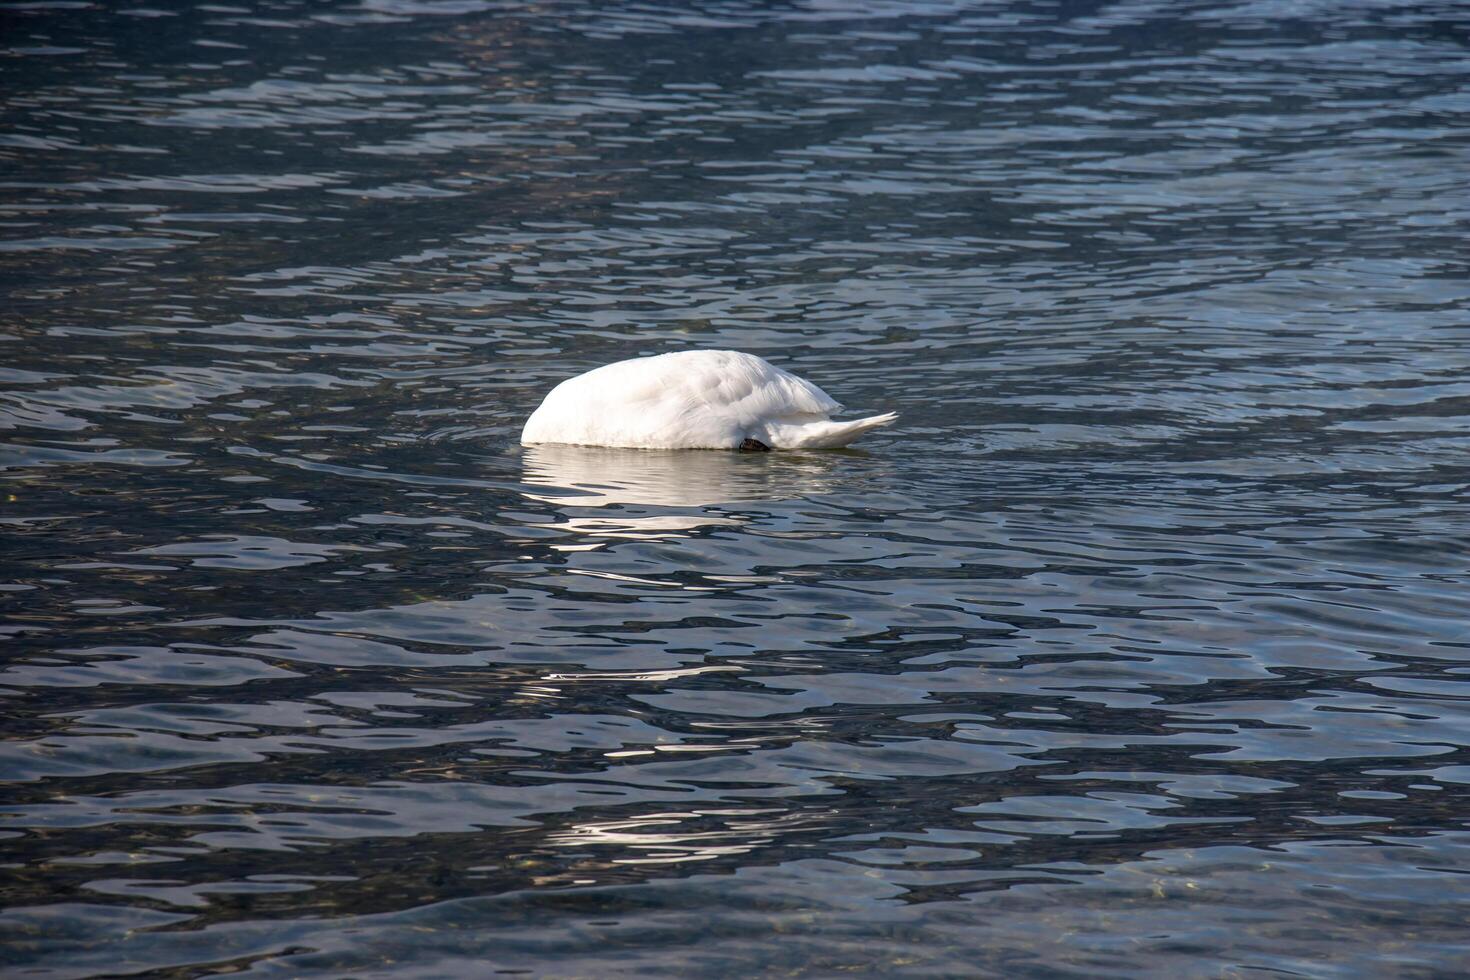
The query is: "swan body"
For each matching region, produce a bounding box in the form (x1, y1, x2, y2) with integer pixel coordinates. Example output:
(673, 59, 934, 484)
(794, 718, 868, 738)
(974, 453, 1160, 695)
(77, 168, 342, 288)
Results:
(521, 350, 896, 450)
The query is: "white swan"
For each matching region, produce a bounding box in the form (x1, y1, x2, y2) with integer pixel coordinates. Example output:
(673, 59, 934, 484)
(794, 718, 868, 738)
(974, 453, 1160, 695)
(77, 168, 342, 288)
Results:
(521, 350, 896, 451)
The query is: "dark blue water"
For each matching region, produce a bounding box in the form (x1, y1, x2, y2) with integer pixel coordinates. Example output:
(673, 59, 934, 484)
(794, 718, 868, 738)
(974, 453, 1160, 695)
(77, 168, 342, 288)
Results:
(3, 0, 1470, 975)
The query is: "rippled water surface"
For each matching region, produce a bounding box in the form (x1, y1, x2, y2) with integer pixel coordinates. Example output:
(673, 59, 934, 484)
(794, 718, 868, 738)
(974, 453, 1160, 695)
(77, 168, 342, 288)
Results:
(4, 0, 1470, 975)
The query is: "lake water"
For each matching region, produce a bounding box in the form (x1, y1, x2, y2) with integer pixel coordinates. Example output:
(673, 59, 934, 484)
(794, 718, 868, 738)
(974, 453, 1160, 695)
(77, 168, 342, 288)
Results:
(3, 0, 1470, 975)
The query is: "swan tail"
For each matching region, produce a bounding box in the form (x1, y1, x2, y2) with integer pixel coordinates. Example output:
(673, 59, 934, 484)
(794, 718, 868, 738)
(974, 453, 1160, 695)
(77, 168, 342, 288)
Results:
(769, 411, 898, 449)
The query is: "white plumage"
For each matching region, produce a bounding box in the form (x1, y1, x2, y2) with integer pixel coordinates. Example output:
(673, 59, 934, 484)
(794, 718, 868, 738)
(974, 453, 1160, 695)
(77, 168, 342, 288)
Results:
(521, 350, 897, 450)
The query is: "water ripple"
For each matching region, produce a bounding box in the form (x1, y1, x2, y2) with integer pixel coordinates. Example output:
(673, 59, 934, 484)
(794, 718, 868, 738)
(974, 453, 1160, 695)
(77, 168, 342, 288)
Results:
(2, 0, 1469, 975)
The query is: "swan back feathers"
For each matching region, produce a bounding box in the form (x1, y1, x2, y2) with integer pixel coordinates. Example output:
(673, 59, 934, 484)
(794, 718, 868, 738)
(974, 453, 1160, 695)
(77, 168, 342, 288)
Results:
(521, 350, 892, 451)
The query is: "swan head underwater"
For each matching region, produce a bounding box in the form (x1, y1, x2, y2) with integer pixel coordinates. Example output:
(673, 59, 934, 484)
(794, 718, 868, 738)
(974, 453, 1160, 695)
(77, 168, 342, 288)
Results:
(521, 350, 897, 451)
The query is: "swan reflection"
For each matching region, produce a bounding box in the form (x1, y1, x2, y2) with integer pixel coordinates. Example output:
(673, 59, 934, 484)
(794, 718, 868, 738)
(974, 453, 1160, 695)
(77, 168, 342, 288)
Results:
(518, 444, 841, 545)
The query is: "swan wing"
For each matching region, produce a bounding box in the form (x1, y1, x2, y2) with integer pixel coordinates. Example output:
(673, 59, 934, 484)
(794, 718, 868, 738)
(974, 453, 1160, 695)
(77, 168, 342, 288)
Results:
(522, 350, 844, 449)
(673, 350, 840, 418)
